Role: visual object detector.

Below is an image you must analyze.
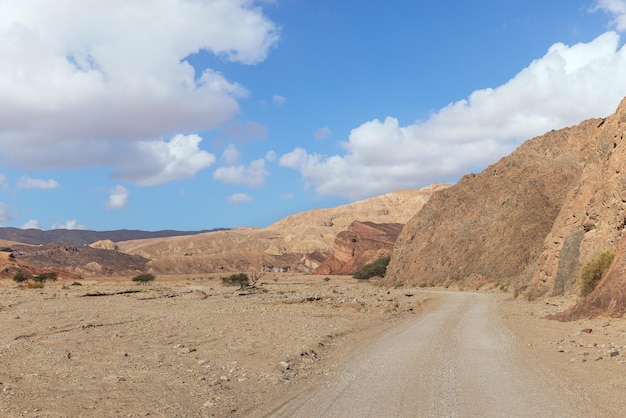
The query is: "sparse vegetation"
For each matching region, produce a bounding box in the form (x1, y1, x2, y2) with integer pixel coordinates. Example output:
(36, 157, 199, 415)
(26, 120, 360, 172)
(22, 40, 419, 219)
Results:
(26, 281, 44, 289)
(13, 271, 31, 283)
(221, 273, 250, 290)
(33, 272, 57, 284)
(353, 256, 391, 280)
(71, 281, 82, 286)
(221, 271, 265, 290)
(14, 271, 57, 287)
(132, 273, 156, 285)
(579, 251, 615, 297)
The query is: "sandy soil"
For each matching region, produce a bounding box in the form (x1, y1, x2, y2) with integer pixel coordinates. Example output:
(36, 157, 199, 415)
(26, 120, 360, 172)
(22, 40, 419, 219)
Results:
(1, 275, 626, 417)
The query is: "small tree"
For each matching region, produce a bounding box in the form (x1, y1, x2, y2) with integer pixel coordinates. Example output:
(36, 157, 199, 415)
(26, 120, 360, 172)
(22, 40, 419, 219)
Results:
(221, 273, 250, 290)
(353, 256, 391, 280)
(249, 270, 265, 287)
(132, 273, 155, 285)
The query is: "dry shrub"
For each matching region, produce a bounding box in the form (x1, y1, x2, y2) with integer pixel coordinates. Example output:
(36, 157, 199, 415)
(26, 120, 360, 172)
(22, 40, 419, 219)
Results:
(579, 251, 615, 297)
(26, 281, 44, 289)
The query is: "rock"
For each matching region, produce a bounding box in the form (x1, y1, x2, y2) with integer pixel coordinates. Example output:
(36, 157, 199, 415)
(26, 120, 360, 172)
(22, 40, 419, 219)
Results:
(610, 350, 620, 357)
(280, 361, 290, 370)
(386, 96, 626, 318)
(193, 290, 208, 299)
(581, 328, 593, 334)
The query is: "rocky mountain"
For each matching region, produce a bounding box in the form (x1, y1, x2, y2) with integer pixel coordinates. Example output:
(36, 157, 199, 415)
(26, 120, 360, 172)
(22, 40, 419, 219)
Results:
(0, 227, 223, 246)
(314, 221, 403, 275)
(117, 185, 448, 275)
(387, 97, 626, 317)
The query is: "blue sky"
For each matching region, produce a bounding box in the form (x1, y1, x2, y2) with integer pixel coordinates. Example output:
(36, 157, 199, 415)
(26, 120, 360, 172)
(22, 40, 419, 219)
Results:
(1, 0, 626, 231)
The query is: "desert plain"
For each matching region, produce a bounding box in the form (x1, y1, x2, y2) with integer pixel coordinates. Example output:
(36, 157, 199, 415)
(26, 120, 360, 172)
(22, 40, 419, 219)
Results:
(2, 274, 626, 417)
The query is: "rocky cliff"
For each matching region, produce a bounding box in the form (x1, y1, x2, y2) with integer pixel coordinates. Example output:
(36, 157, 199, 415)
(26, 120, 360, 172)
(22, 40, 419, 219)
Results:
(313, 221, 403, 275)
(388, 97, 626, 304)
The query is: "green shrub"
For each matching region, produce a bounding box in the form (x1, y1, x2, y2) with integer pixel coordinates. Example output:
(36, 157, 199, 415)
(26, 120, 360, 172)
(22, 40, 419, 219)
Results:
(579, 251, 615, 297)
(132, 273, 155, 285)
(221, 273, 250, 289)
(71, 281, 82, 286)
(33, 272, 57, 283)
(353, 256, 391, 280)
(13, 271, 31, 283)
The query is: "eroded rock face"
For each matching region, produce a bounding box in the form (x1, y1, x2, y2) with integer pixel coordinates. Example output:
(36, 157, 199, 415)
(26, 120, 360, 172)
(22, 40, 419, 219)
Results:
(314, 221, 403, 275)
(388, 97, 626, 302)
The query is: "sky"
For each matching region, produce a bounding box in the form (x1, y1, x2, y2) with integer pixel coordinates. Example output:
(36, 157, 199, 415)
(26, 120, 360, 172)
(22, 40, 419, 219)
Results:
(1, 0, 626, 231)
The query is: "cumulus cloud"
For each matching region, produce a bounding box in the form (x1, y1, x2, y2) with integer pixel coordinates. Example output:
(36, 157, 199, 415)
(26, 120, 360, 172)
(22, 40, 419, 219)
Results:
(112, 134, 216, 186)
(0, 0, 278, 180)
(228, 193, 253, 204)
(21, 219, 42, 229)
(106, 185, 129, 210)
(273, 95, 287, 105)
(51, 220, 85, 230)
(17, 177, 59, 190)
(222, 144, 242, 165)
(313, 126, 332, 141)
(595, 0, 626, 31)
(280, 32, 626, 200)
(265, 150, 277, 162)
(213, 158, 269, 188)
(0, 202, 12, 223)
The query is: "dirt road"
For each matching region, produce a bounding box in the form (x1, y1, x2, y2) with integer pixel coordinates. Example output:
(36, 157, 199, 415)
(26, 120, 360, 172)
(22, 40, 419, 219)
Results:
(263, 291, 605, 418)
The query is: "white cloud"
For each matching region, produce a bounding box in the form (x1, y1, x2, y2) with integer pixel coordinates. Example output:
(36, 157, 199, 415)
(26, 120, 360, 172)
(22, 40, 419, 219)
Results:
(281, 32, 626, 200)
(112, 134, 216, 186)
(106, 185, 129, 210)
(0, 202, 12, 223)
(313, 126, 332, 141)
(0, 174, 7, 189)
(265, 150, 277, 162)
(0, 0, 278, 179)
(595, 0, 626, 31)
(228, 193, 253, 204)
(51, 219, 85, 230)
(213, 158, 269, 188)
(223, 144, 242, 165)
(17, 176, 59, 190)
(273, 95, 287, 105)
(21, 219, 42, 229)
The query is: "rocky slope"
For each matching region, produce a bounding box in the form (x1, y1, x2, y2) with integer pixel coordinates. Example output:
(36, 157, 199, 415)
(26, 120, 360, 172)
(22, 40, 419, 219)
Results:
(313, 221, 403, 275)
(3, 243, 149, 277)
(388, 97, 626, 315)
(117, 185, 448, 275)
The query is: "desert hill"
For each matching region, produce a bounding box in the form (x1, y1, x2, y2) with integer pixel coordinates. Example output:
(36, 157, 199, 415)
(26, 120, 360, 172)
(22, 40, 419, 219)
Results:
(0, 186, 446, 278)
(0, 227, 223, 246)
(387, 97, 626, 317)
(116, 185, 449, 275)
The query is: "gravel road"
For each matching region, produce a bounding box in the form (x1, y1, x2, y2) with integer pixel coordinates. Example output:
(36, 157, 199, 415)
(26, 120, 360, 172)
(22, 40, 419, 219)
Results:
(263, 291, 600, 418)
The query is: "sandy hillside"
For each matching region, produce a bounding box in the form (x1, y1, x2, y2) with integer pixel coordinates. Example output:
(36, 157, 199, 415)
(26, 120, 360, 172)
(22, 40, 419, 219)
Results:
(1, 276, 626, 417)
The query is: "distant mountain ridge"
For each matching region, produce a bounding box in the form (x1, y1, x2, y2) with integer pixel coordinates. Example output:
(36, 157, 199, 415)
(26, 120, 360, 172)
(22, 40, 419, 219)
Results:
(0, 227, 228, 246)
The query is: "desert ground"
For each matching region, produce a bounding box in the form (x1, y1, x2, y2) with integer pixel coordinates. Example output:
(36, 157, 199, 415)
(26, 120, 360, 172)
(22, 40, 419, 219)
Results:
(1, 274, 626, 417)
